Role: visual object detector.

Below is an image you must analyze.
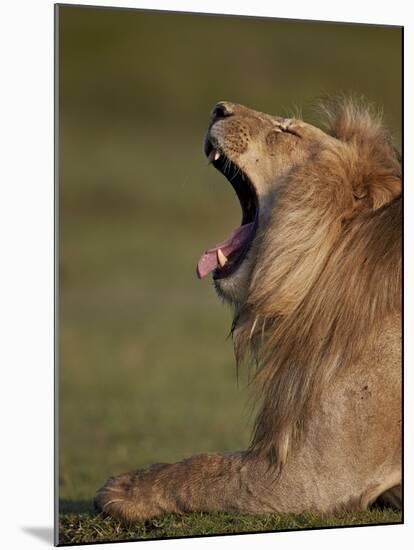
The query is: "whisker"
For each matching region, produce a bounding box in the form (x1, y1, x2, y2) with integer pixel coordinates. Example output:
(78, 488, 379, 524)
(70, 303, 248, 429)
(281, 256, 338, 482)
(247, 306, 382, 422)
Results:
(249, 317, 259, 340)
(102, 498, 125, 510)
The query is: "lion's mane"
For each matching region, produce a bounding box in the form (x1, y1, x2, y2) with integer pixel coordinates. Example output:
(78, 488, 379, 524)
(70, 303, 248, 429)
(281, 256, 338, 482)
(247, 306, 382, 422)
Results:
(233, 97, 402, 468)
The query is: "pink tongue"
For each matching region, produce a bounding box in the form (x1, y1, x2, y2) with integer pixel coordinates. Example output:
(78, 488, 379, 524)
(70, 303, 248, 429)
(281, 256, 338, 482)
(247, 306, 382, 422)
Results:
(196, 223, 254, 279)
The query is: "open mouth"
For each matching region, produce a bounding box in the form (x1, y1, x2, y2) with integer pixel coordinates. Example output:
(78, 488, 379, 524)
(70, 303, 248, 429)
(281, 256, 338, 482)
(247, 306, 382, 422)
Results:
(196, 140, 259, 280)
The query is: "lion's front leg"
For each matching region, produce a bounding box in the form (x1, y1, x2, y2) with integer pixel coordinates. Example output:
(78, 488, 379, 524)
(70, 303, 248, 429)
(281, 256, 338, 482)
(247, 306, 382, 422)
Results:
(94, 443, 401, 523)
(94, 452, 273, 522)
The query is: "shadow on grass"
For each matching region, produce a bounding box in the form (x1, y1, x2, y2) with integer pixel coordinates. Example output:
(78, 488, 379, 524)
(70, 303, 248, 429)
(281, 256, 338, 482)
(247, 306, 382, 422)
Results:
(59, 499, 95, 515)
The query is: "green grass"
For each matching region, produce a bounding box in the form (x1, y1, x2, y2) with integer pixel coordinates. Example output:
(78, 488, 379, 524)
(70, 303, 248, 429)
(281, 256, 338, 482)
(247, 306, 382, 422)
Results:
(58, 6, 402, 545)
(58, 504, 401, 545)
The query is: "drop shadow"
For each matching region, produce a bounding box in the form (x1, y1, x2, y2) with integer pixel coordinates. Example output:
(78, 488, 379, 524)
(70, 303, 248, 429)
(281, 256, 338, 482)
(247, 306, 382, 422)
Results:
(22, 501, 95, 545)
(22, 527, 54, 545)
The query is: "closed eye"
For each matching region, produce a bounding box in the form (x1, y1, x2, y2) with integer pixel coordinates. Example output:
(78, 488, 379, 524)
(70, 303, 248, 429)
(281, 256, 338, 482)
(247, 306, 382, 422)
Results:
(282, 126, 302, 139)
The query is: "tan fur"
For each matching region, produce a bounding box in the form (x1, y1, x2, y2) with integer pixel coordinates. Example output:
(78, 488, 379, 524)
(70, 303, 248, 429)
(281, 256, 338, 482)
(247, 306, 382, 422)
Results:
(235, 100, 401, 467)
(95, 98, 402, 522)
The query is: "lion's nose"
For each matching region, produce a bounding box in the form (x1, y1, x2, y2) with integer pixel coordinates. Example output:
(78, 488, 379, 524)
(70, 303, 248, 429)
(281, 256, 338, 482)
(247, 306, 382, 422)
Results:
(210, 101, 235, 121)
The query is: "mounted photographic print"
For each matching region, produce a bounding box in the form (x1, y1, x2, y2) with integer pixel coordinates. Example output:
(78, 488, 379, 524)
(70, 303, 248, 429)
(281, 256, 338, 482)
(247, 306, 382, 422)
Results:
(56, 3, 403, 545)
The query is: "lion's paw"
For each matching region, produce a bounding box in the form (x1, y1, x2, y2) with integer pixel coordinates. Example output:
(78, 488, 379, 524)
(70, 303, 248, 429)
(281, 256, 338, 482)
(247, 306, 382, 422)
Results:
(94, 471, 149, 523)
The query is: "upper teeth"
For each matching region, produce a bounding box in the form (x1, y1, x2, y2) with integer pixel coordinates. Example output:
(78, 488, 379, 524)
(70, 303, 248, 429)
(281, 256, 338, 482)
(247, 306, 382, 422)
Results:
(217, 248, 228, 268)
(208, 148, 221, 163)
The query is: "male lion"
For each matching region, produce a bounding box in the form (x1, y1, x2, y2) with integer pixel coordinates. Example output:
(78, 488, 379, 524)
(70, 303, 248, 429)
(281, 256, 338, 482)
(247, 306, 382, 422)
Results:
(95, 98, 402, 521)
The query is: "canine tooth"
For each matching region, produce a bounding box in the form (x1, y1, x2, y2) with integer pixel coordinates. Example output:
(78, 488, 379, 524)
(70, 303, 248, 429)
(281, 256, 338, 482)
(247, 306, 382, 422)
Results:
(217, 248, 228, 267)
(207, 148, 217, 164)
(214, 151, 220, 161)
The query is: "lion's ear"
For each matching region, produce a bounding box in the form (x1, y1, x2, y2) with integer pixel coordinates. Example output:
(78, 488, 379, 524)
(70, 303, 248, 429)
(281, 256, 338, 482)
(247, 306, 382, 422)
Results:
(354, 174, 401, 210)
(370, 175, 401, 209)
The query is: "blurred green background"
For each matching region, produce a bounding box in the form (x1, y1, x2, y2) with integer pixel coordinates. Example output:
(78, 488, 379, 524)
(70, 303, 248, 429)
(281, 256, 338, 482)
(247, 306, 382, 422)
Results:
(58, 5, 402, 507)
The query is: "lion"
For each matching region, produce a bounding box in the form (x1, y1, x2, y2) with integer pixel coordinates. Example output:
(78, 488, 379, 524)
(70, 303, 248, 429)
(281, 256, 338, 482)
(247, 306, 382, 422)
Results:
(95, 97, 402, 521)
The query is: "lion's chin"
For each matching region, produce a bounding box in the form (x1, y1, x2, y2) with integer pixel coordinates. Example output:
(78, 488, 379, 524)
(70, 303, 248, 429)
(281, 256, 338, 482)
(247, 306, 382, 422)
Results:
(213, 250, 255, 306)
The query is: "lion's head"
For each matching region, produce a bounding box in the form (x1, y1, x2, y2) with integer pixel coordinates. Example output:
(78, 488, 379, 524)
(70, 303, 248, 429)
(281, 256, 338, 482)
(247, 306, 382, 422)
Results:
(197, 98, 400, 307)
(198, 97, 401, 467)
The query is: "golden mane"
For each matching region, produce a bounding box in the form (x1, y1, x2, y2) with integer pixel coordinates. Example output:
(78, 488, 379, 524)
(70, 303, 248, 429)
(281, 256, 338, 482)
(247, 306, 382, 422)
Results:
(233, 98, 402, 468)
